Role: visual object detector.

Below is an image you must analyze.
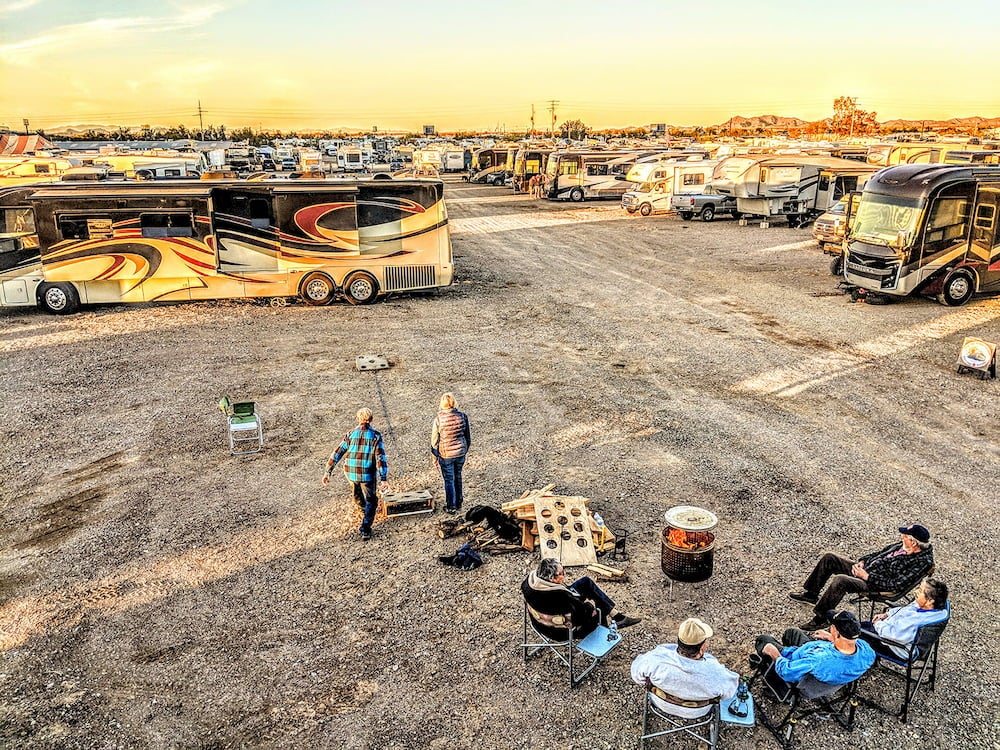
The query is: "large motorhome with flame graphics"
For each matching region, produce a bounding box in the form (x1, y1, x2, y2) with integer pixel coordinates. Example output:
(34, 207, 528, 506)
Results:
(711, 155, 879, 227)
(0, 179, 453, 314)
(843, 164, 1000, 306)
(544, 151, 653, 201)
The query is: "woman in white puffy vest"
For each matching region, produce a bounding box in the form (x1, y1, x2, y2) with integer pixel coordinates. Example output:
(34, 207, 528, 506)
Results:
(430, 392, 471, 514)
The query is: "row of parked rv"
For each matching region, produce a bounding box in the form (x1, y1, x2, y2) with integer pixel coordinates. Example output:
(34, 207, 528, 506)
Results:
(463, 142, 1000, 308)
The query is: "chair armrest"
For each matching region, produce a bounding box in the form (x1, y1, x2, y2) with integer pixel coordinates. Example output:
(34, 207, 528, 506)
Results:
(860, 627, 909, 650)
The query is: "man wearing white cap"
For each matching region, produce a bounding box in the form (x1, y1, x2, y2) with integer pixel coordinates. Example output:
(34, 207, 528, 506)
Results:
(631, 618, 740, 719)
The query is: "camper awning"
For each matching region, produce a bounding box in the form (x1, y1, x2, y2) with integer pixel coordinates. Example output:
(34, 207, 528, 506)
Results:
(0, 134, 56, 155)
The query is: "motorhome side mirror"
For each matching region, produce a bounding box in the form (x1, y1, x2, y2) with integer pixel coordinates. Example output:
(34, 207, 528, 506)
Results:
(895, 230, 908, 248)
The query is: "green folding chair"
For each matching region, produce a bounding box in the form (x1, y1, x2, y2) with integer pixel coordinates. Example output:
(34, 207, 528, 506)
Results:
(218, 396, 263, 455)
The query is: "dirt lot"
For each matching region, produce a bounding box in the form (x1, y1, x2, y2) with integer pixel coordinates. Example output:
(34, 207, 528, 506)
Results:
(1, 178, 998, 749)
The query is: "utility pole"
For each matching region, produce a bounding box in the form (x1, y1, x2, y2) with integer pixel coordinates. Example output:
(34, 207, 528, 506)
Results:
(530, 104, 535, 138)
(548, 100, 559, 139)
(197, 100, 205, 140)
(22, 118, 29, 135)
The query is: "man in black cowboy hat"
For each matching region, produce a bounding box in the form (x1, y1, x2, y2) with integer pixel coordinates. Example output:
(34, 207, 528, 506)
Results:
(789, 524, 934, 630)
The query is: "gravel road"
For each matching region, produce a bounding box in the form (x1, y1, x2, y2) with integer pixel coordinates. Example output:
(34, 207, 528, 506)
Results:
(1, 177, 997, 748)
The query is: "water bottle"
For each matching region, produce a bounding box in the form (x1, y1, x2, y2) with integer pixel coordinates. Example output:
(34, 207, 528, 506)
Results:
(593, 513, 607, 549)
(608, 619, 619, 641)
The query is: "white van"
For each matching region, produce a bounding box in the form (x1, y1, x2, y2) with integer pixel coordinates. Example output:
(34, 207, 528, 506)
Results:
(621, 180, 673, 215)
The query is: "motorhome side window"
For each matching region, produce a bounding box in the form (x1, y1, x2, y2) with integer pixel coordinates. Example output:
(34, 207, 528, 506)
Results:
(248, 199, 270, 228)
(682, 174, 705, 186)
(1, 207, 35, 234)
(59, 216, 107, 240)
(974, 203, 996, 231)
(140, 213, 194, 238)
(587, 164, 610, 176)
(559, 161, 578, 175)
(925, 193, 971, 244)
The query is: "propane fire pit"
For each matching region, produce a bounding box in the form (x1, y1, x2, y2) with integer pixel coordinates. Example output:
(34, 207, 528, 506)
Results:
(661, 505, 718, 585)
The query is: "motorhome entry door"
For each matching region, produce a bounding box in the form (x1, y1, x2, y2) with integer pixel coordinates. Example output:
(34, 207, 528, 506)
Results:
(213, 188, 280, 272)
(970, 184, 1000, 289)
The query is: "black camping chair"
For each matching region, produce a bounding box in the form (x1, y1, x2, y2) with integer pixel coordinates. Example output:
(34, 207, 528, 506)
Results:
(749, 658, 859, 750)
(857, 601, 950, 722)
(851, 563, 935, 621)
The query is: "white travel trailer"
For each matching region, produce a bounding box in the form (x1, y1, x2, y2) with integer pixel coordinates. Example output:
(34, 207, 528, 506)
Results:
(338, 147, 367, 172)
(441, 149, 466, 173)
(711, 155, 879, 226)
(621, 159, 719, 215)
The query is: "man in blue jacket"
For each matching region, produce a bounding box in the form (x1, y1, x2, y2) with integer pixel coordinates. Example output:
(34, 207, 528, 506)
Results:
(754, 610, 875, 688)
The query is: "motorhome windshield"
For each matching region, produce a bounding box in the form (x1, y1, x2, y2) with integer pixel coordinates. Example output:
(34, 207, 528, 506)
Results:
(849, 194, 923, 246)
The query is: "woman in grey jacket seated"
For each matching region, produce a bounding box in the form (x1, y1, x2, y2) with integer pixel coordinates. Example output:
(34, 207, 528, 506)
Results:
(521, 558, 640, 640)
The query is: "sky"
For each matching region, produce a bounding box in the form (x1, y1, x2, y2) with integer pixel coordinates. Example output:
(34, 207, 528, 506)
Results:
(1, 0, 999, 133)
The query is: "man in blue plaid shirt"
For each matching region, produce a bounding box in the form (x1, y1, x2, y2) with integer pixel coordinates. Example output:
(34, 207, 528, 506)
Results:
(322, 407, 388, 540)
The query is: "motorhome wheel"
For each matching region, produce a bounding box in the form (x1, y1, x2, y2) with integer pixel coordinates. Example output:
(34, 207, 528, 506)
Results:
(829, 254, 844, 277)
(937, 271, 975, 306)
(639, 203, 652, 217)
(700, 205, 715, 222)
(569, 187, 584, 202)
(37, 282, 80, 315)
(343, 271, 379, 305)
(680, 211, 694, 220)
(299, 272, 336, 306)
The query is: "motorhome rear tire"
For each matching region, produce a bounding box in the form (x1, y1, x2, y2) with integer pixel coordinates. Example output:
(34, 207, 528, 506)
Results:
(300, 272, 336, 306)
(343, 271, 379, 305)
(937, 270, 975, 306)
(569, 188, 584, 202)
(700, 206, 715, 222)
(639, 203, 652, 217)
(829, 254, 845, 276)
(37, 282, 80, 315)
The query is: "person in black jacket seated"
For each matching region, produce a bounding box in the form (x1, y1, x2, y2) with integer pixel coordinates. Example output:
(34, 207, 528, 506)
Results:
(522, 558, 641, 640)
(790, 524, 935, 630)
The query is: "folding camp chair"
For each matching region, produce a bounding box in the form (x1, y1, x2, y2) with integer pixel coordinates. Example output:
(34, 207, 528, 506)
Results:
(749, 659, 859, 750)
(639, 686, 720, 749)
(521, 601, 623, 688)
(218, 396, 263, 455)
(858, 602, 950, 722)
(851, 563, 936, 621)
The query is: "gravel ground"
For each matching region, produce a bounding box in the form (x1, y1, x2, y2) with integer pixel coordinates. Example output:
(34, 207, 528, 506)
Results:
(0, 177, 998, 749)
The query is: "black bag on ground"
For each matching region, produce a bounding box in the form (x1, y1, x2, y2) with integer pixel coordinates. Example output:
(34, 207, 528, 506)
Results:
(464, 504, 521, 542)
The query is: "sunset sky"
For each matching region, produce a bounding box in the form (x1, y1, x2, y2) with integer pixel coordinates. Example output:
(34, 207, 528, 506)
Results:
(1, 0, 998, 133)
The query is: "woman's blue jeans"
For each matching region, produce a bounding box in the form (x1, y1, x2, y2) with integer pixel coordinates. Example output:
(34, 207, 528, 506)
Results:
(438, 455, 466, 510)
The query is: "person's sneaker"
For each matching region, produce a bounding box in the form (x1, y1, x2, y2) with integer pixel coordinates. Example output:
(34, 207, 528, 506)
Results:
(445, 507, 457, 515)
(612, 613, 642, 629)
(360, 529, 372, 541)
(789, 590, 819, 604)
